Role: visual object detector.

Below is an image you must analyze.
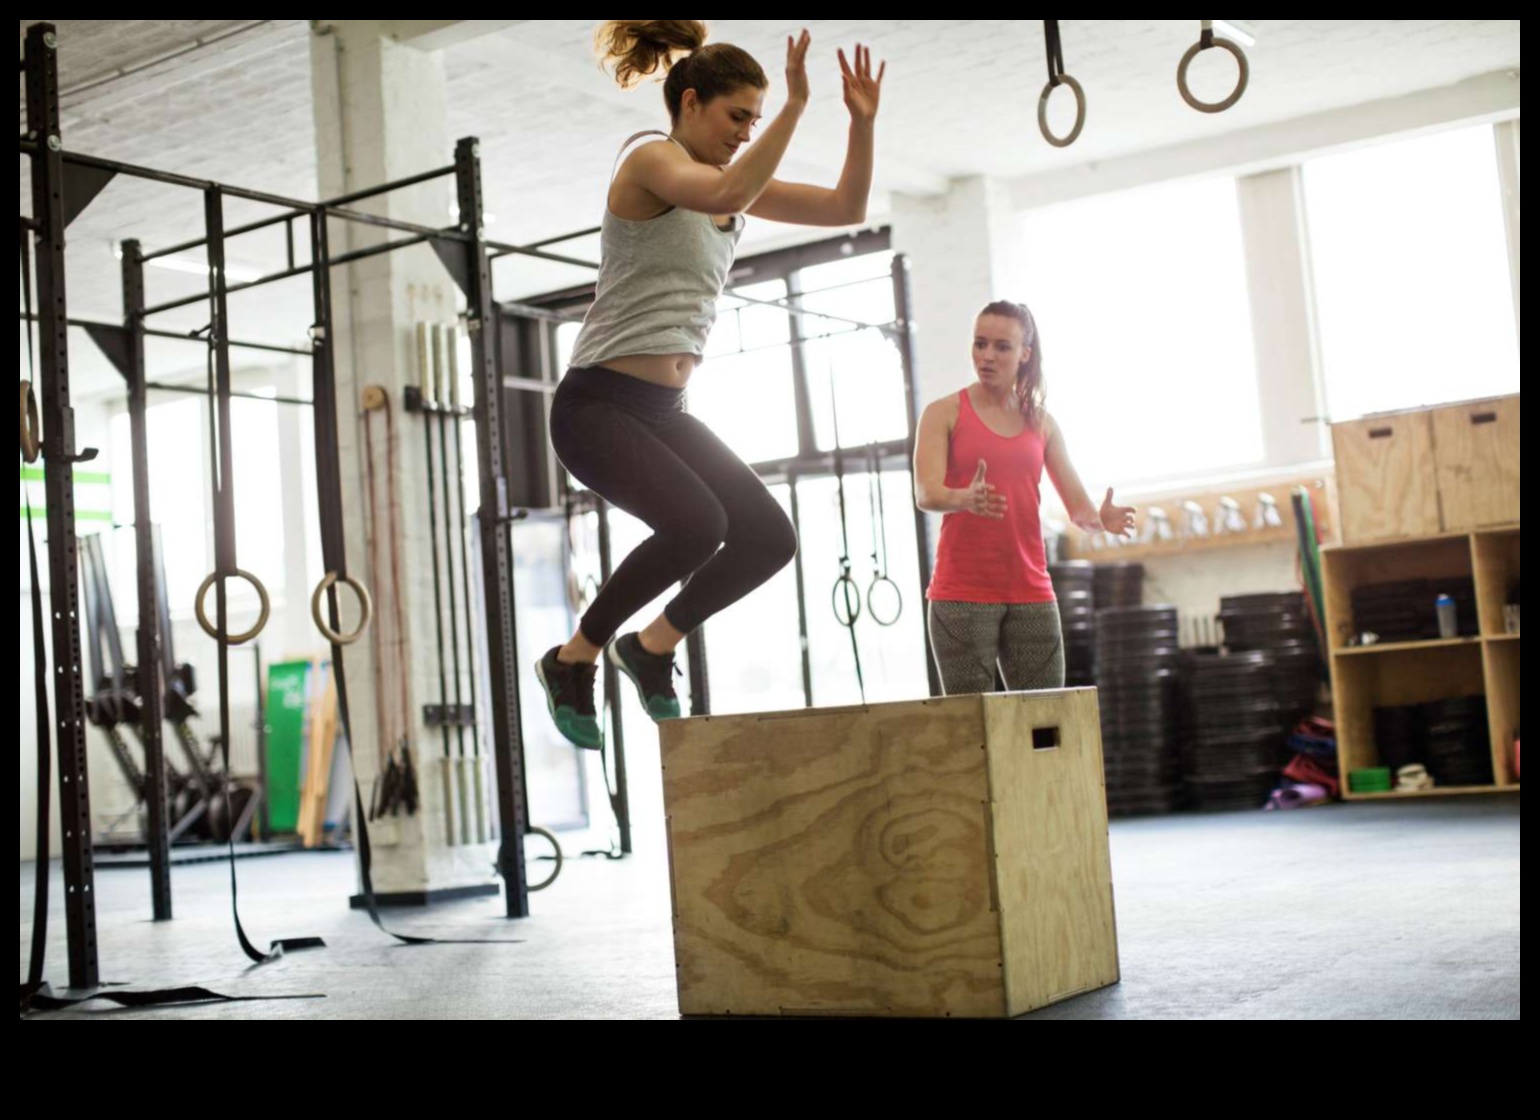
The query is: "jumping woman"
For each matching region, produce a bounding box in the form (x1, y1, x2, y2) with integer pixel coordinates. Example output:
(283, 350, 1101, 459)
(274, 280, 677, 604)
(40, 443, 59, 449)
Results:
(915, 301, 1136, 695)
(537, 20, 887, 748)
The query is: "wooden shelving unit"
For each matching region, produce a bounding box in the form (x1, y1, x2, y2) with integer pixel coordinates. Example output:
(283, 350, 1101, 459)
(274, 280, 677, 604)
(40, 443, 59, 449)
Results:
(1063, 475, 1333, 562)
(1322, 526, 1521, 800)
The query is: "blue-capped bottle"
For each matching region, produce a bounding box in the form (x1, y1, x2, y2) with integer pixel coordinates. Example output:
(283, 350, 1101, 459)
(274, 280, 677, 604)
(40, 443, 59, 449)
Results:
(1435, 594, 1459, 640)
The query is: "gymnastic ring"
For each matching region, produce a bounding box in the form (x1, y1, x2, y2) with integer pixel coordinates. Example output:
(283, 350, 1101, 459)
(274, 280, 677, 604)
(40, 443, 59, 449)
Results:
(1178, 36, 1250, 114)
(195, 570, 272, 646)
(867, 575, 904, 628)
(20, 381, 41, 464)
(311, 571, 374, 647)
(832, 573, 863, 628)
(526, 826, 563, 892)
(1037, 74, 1086, 148)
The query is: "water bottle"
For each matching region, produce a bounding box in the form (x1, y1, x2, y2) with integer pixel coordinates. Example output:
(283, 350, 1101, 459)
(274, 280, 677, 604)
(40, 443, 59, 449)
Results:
(1435, 594, 1459, 640)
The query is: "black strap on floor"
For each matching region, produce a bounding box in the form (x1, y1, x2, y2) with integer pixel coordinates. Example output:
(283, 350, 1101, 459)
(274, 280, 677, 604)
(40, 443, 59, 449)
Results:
(306, 211, 514, 948)
(202, 189, 323, 967)
(20, 222, 309, 1019)
(26, 985, 323, 1014)
(827, 372, 866, 704)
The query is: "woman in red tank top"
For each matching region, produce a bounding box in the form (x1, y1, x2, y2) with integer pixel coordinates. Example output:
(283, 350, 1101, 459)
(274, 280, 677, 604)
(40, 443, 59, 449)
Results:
(914, 301, 1135, 695)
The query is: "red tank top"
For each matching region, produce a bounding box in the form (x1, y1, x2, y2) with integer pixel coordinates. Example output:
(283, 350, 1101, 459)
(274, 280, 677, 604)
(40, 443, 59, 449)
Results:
(927, 389, 1055, 605)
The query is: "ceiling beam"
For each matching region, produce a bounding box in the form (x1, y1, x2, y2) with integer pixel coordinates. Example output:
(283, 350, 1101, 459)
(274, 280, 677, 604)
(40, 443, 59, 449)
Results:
(382, 20, 534, 52)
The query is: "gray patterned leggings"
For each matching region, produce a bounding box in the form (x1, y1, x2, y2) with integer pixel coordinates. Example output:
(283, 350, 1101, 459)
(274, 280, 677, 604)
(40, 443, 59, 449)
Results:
(927, 601, 1066, 695)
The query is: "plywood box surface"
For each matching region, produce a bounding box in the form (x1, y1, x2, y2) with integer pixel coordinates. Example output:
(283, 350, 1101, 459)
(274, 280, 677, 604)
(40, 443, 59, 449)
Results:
(660, 690, 1119, 1018)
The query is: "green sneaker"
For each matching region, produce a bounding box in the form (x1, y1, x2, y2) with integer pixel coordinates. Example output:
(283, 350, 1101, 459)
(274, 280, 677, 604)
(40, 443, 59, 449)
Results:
(608, 633, 682, 722)
(535, 648, 601, 750)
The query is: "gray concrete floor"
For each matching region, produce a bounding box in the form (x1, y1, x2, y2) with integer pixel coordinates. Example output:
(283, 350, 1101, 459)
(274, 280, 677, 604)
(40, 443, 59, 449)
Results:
(21, 797, 1520, 1020)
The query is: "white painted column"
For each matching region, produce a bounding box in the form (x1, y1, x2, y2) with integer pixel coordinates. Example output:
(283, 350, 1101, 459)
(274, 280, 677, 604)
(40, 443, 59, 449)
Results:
(310, 20, 489, 894)
(1495, 120, 1520, 346)
(1235, 167, 1330, 462)
(271, 361, 317, 659)
(891, 176, 1023, 409)
(891, 176, 1023, 555)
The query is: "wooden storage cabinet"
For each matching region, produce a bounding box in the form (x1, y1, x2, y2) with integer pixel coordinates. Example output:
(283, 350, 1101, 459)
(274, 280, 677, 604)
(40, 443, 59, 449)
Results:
(1322, 529, 1521, 799)
(1332, 394, 1519, 545)
(659, 691, 1119, 1018)
(1433, 397, 1521, 531)
(1332, 411, 1442, 544)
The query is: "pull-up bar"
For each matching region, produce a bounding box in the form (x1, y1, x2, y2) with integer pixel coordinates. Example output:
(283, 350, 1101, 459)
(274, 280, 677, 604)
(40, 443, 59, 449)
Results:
(18, 310, 314, 357)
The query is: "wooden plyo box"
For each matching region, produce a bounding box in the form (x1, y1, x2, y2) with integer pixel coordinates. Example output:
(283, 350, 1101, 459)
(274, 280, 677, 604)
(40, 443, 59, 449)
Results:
(659, 690, 1119, 1019)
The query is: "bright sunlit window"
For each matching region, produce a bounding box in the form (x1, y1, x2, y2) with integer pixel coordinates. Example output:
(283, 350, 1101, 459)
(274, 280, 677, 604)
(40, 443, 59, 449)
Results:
(109, 398, 209, 616)
(1304, 125, 1519, 421)
(1020, 177, 1265, 488)
(690, 279, 799, 464)
(800, 251, 909, 452)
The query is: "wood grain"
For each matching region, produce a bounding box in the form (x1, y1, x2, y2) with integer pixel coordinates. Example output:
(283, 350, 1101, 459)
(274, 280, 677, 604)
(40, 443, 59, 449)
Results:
(983, 691, 1119, 1017)
(661, 692, 1120, 1018)
(1332, 411, 1442, 543)
(1062, 476, 1333, 563)
(1332, 641, 1487, 784)
(1472, 529, 1521, 638)
(1433, 396, 1520, 531)
(1319, 535, 1475, 651)
(1483, 639, 1521, 788)
(661, 699, 1006, 1018)
(298, 664, 337, 849)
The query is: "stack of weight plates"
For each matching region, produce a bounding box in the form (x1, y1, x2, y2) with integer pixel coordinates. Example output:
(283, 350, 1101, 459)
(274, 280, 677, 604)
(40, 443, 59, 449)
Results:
(1422, 697, 1494, 787)
(1352, 578, 1478, 643)
(1095, 605, 1183, 817)
(1182, 649, 1284, 812)
(1219, 591, 1322, 729)
(1374, 698, 1493, 787)
(1049, 561, 1097, 688)
(1094, 562, 1145, 612)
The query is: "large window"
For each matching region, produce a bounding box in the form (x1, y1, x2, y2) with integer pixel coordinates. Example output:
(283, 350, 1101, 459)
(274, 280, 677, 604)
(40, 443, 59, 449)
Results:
(1019, 177, 1265, 489)
(108, 397, 209, 616)
(688, 278, 799, 464)
(543, 236, 931, 719)
(1304, 125, 1519, 421)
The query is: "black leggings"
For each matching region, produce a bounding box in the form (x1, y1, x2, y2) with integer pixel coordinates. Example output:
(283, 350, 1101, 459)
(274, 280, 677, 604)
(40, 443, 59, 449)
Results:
(551, 366, 798, 647)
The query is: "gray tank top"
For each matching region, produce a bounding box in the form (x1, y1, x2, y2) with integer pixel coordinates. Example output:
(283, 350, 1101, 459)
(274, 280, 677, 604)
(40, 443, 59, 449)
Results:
(569, 132, 745, 370)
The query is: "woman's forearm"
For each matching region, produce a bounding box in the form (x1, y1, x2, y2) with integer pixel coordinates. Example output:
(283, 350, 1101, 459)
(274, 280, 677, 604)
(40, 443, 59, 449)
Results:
(916, 483, 966, 514)
(718, 100, 807, 213)
(832, 118, 875, 224)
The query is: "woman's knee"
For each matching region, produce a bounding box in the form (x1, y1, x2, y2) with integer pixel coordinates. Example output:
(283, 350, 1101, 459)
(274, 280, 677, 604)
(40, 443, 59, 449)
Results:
(742, 504, 798, 574)
(670, 504, 730, 570)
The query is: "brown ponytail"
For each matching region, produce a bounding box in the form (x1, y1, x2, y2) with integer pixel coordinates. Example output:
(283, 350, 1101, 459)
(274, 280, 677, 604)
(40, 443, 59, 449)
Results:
(595, 20, 768, 123)
(980, 300, 1047, 429)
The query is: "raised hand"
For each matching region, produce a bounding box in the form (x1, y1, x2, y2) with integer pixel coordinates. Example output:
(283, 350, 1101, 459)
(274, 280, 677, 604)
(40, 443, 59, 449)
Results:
(966, 460, 1008, 520)
(785, 29, 812, 106)
(838, 43, 886, 122)
(1100, 488, 1137, 537)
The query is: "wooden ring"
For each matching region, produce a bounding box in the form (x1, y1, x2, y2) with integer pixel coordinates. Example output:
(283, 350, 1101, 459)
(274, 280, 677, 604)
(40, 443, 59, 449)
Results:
(20, 381, 41, 464)
(1178, 37, 1250, 114)
(312, 571, 374, 646)
(195, 569, 272, 646)
(1038, 74, 1087, 148)
(526, 826, 564, 892)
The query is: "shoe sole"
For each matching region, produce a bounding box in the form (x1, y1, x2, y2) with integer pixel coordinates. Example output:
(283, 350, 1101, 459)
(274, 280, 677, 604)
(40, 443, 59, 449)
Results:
(607, 639, 680, 724)
(534, 658, 601, 751)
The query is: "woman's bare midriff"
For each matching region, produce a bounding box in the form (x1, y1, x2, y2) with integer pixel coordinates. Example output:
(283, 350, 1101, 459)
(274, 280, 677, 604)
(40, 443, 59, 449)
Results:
(602, 352, 701, 390)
